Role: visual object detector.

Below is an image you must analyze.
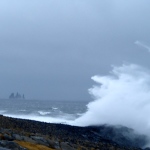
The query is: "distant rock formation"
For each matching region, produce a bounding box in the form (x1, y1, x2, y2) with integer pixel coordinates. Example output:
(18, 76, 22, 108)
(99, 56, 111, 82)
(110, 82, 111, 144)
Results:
(9, 92, 25, 99)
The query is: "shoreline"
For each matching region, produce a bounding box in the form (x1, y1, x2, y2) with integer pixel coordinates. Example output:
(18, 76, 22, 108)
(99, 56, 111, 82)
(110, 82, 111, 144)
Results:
(0, 115, 146, 150)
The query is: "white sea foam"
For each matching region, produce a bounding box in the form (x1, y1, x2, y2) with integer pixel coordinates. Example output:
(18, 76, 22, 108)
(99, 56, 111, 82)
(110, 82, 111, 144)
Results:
(3, 63, 150, 137)
(72, 64, 150, 135)
(38, 111, 51, 115)
(4, 113, 72, 124)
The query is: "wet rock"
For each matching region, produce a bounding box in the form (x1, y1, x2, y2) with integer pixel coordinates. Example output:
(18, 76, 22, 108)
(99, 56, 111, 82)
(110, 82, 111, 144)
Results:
(89, 125, 148, 148)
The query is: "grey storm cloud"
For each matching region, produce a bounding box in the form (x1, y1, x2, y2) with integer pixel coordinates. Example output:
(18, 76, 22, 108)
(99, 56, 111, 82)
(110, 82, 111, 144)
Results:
(0, 0, 150, 100)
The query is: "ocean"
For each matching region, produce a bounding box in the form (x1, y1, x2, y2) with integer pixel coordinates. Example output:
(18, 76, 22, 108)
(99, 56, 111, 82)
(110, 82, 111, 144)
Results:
(0, 99, 89, 124)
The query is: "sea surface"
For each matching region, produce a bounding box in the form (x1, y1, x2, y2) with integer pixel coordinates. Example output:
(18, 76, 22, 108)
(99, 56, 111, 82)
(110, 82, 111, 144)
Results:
(0, 99, 89, 124)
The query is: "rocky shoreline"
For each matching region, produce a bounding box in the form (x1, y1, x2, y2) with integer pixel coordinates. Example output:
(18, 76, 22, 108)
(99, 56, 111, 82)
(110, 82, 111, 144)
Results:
(0, 115, 149, 150)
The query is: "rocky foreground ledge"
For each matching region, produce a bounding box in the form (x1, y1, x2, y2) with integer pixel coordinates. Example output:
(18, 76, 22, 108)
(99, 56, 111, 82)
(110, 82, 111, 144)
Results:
(0, 115, 149, 150)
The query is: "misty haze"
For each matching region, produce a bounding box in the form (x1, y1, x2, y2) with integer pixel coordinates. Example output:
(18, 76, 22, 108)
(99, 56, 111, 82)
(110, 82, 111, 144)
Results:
(0, 1, 150, 150)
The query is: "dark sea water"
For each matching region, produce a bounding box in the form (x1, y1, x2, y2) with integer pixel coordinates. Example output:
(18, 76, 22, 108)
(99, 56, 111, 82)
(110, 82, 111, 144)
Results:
(0, 99, 89, 124)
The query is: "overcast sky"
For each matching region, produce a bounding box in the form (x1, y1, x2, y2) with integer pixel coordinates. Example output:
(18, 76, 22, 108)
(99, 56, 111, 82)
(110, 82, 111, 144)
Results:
(0, 0, 150, 100)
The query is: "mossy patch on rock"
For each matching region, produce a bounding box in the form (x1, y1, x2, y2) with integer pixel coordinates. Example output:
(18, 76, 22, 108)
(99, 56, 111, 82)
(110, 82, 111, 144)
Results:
(15, 141, 55, 150)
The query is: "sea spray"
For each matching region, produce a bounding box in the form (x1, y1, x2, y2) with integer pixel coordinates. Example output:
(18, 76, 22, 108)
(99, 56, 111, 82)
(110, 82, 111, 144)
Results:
(135, 40, 150, 52)
(73, 64, 150, 136)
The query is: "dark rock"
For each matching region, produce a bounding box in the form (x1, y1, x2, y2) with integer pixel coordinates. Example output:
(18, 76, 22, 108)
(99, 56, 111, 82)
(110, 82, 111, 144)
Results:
(0, 115, 147, 150)
(9, 93, 15, 99)
(0, 141, 27, 150)
(60, 142, 76, 150)
(0, 129, 12, 135)
(12, 134, 24, 141)
(22, 136, 36, 143)
(3, 134, 13, 141)
(9, 92, 25, 99)
(47, 139, 60, 149)
(89, 125, 148, 148)
(0, 148, 11, 150)
(31, 136, 49, 146)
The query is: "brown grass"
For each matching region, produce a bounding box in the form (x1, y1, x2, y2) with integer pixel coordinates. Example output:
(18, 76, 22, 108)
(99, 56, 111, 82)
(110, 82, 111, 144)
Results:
(15, 140, 56, 150)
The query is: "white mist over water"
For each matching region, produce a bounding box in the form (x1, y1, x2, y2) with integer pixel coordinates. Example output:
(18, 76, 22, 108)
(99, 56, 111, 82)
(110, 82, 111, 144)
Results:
(73, 64, 150, 135)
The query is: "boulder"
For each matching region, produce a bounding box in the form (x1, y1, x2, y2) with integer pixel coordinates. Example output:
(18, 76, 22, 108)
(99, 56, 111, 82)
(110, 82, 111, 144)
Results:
(22, 136, 36, 144)
(12, 134, 24, 141)
(31, 136, 49, 146)
(47, 139, 60, 149)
